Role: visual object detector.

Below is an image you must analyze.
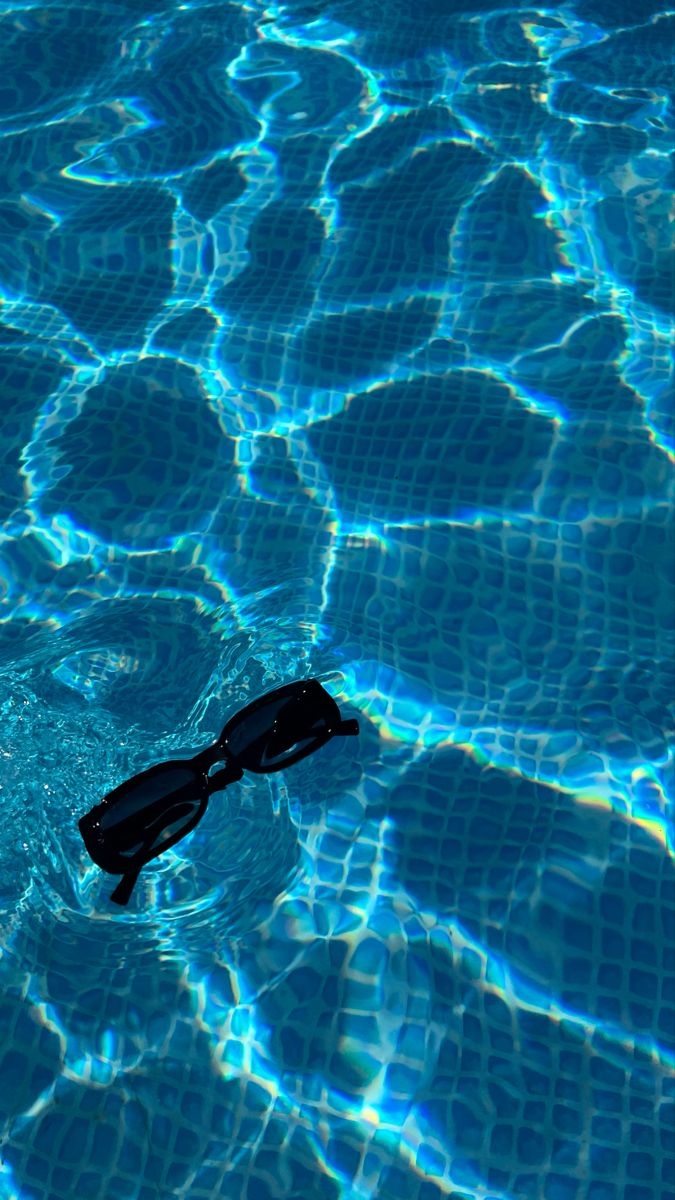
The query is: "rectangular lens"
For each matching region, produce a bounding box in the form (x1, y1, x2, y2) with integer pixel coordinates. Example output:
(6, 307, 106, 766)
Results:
(222, 696, 292, 758)
(99, 766, 197, 832)
(222, 686, 329, 770)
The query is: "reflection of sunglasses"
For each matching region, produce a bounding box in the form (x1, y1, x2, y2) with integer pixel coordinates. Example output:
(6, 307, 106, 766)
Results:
(79, 679, 359, 907)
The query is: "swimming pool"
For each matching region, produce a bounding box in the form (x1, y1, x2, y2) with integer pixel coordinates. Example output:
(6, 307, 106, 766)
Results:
(0, 0, 673, 1196)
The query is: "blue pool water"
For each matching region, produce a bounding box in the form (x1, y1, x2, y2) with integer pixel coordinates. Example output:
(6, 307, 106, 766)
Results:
(0, 0, 674, 1196)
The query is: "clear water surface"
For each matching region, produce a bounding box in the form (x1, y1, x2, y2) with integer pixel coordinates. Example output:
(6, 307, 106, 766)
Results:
(0, 0, 673, 1197)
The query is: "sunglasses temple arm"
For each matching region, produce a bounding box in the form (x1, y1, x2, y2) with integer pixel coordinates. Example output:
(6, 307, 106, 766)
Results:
(335, 719, 359, 736)
(110, 866, 142, 907)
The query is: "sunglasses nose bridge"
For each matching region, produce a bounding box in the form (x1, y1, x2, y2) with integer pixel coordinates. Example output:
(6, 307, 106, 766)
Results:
(191, 744, 219, 772)
(192, 739, 245, 774)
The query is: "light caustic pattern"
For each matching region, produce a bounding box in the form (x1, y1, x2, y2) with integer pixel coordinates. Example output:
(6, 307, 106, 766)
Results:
(0, 0, 673, 1198)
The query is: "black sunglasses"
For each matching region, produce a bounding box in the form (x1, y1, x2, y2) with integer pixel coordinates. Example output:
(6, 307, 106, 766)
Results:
(79, 678, 359, 906)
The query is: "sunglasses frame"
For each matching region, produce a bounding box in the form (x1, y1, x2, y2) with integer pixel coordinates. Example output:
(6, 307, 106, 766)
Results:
(79, 679, 358, 905)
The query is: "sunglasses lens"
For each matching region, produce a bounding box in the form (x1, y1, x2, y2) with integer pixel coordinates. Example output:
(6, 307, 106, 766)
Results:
(141, 800, 202, 856)
(222, 684, 331, 772)
(98, 766, 197, 834)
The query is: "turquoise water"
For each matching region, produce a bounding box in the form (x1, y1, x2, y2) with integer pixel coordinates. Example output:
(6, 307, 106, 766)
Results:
(0, 0, 674, 1196)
